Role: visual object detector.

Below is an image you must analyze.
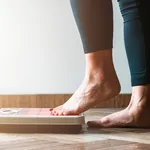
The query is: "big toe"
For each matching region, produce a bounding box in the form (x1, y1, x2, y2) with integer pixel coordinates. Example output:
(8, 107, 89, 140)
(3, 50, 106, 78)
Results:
(51, 105, 63, 114)
(87, 117, 112, 128)
(49, 108, 53, 111)
(62, 109, 79, 116)
(87, 110, 133, 128)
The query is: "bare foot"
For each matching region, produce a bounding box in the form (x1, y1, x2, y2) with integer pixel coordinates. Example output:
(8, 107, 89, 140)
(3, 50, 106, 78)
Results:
(50, 72, 120, 116)
(50, 50, 121, 116)
(87, 86, 150, 128)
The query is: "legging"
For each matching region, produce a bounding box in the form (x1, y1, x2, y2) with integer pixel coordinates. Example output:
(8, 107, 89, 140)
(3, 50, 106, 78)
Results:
(69, 0, 150, 87)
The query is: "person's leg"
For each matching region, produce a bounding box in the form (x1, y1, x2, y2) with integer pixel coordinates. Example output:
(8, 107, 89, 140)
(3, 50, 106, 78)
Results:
(50, 0, 120, 116)
(88, 0, 150, 127)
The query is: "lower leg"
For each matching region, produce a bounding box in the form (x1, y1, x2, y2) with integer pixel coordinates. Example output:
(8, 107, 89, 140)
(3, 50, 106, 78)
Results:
(51, 50, 121, 116)
(88, 0, 150, 128)
(88, 86, 150, 128)
(50, 0, 121, 115)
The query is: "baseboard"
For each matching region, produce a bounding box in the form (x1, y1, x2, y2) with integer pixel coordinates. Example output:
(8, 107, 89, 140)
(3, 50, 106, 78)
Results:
(0, 94, 131, 108)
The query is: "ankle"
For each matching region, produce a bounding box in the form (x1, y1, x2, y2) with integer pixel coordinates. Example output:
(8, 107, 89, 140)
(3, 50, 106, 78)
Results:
(85, 64, 118, 81)
(132, 85, 149, 96)
(84, 70, 121, 96)
(131, 85, 150, 103)
(128, 86, 150, 112)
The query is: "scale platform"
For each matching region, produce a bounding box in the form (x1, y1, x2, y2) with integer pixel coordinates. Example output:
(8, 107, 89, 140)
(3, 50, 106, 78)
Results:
(0, 108, 85, 133)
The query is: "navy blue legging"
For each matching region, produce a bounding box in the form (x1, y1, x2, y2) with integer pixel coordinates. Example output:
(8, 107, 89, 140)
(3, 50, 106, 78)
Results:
(69, 0, 150, 86)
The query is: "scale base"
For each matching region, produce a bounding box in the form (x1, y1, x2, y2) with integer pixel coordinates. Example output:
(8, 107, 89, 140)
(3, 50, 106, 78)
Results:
(0, 108, 85, 133)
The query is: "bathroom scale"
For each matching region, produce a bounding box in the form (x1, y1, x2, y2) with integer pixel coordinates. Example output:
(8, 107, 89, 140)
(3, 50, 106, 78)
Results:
(0, 108, 85, 133)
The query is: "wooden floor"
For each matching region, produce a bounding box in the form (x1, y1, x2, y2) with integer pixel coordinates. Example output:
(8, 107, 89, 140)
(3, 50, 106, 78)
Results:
(0, 108, 150, 150)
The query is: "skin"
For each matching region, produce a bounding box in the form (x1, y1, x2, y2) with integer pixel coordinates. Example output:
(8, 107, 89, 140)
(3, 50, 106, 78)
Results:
(49, 49, 150, 128)
(50, 50, 120, 116)
(87, 85, 150, 128)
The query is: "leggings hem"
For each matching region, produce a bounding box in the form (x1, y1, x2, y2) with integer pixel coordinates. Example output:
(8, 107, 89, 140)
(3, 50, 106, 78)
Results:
(84, 46, 113, 54)
(131, 77, 150, 86)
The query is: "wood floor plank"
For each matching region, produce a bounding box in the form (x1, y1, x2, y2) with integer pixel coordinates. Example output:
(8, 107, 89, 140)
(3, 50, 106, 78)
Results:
(0, 109, 150, 150)
(99, 143, 150, 150)
(52, 140, 132, 150)
(0, 139, 132, 150)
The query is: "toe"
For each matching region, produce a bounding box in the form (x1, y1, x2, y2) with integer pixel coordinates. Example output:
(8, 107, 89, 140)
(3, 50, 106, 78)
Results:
(88, 109, 134, 128)
(52, 109, 64, 116)
(54, 111, 59, 116)
(49, 110, 53, 115)
(87, 120, 102, 127)
(53, 105, 63, 112)
(58, 110, 64, 116)
(87, 118, 110, 128)
(53, 111, 58, 116)
(49, 105, 63, 112)
(51, 110, 57, 115)
(62, 109, 79, 116)
(51, 105, 65, 116)
(49, 108, 53, 111)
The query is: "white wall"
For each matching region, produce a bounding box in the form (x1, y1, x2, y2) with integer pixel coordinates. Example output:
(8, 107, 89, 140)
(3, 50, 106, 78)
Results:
(0, 0, 131, 94)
